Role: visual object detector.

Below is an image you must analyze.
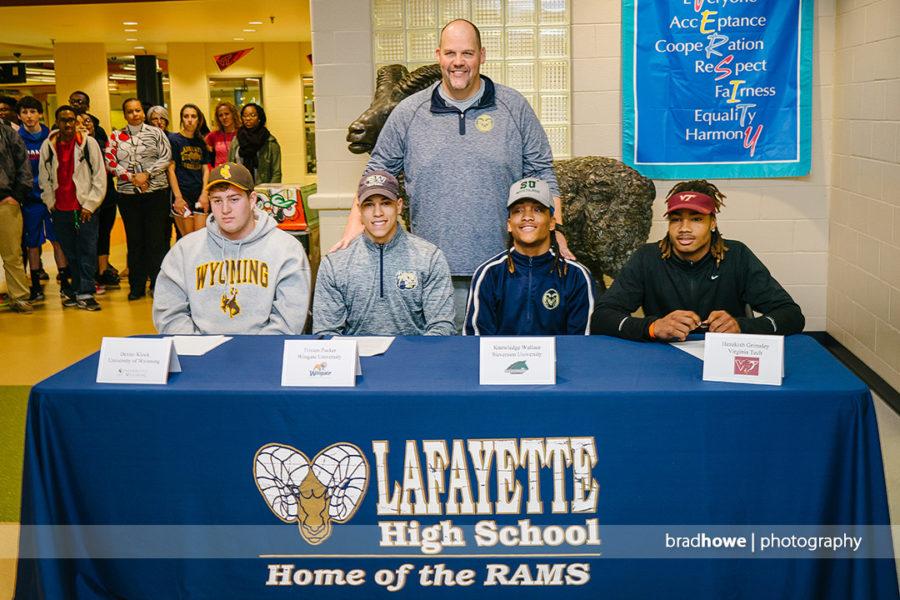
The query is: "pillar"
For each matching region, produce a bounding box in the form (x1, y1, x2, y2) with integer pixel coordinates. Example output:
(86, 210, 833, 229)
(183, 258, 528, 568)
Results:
(53, 43, 111, 133)
(167, 43, 210, 126)
(308, 0, 373, 252)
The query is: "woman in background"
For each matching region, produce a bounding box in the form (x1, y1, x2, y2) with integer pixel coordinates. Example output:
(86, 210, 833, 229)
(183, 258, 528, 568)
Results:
(167, 104, 211, 236)
(206, 101, 239, 168)
(228, 102, 281, 184)
(147, 105, 170, 132)
(104, 98, 172, 300)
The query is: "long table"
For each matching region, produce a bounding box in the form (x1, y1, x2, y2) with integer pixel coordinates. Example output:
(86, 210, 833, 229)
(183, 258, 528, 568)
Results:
(14, 335, 898, 599)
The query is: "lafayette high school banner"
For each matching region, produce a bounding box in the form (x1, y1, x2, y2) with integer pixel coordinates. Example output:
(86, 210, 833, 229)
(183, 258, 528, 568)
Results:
(622, 0, 814, 179)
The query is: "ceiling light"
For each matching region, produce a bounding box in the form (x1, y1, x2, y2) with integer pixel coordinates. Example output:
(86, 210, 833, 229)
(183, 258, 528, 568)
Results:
(123, 21, 139, 25)
(248, 20, 263, 25)
(134, 46, 145, 50)
(124, 28, 138, 32)
(243, 29, 256, 32)
(126, 38, 138, 41)
(233, 37, 245, 41)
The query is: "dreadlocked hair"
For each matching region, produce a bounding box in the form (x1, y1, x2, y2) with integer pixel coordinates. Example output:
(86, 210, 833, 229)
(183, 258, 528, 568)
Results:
(550, 230, 568, 277)
(659, 179, 729, 266)
(505, 231, 568, 277)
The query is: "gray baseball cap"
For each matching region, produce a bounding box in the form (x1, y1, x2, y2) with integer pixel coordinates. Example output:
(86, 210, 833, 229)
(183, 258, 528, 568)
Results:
(507, 177, 554, 214)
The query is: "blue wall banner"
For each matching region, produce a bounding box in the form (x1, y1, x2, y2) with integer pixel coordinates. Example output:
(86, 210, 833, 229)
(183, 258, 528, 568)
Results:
(622, 0, 814, 179)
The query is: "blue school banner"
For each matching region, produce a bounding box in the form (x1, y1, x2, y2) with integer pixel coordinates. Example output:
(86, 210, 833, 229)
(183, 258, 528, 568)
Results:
(622, 0, 813, 179)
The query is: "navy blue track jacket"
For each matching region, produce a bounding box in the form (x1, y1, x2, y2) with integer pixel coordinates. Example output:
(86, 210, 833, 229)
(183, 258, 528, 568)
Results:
(464, 249, 597, 336)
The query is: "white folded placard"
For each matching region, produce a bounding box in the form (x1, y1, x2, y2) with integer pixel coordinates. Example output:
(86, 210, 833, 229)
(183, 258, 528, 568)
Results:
(167, 335, 232, 356)
(479, 337, 556, 385)
(281, 339, 360, 387)
(354, 336, 395, 357)
(96, 337, 181, 385)
(702, 332, 784, 386)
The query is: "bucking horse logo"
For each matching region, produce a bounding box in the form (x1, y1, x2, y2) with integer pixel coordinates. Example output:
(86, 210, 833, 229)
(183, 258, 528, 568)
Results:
(221, 287, 240, 318)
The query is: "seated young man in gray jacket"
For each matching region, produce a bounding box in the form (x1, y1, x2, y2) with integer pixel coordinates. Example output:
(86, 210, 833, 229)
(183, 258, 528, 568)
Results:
(313, 171, 455, 336)
(153, 162, 310, 334)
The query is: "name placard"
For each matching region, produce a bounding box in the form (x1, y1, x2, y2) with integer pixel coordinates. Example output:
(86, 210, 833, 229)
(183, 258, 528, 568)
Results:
(702, 333, 783, 386)
(479, 337, 556, 385)
(281, 340, 360, 387)
(96, 337, 181, 385)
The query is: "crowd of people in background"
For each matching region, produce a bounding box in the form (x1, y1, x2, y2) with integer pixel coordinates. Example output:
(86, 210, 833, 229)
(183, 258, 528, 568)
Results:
(0, 91, 282, 313)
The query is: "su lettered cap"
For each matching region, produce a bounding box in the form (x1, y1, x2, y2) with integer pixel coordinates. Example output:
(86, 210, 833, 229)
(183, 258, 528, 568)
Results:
(507, 177, 554, 214)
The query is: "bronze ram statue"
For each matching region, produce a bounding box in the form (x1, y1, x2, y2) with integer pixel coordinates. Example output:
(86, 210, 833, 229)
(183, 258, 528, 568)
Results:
(346, 64, 655, 282)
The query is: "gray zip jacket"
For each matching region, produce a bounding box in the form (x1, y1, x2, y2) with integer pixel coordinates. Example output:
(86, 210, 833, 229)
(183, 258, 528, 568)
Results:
(153, 207, 311, 335)
(366, 76, 559, 276)
(313, 227, 455, 336)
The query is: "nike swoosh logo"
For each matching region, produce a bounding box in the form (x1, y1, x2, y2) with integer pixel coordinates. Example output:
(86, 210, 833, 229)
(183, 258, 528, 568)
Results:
(711, 275, 719, 280)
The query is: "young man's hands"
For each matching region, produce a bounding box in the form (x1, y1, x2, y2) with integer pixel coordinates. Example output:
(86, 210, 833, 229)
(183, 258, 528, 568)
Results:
(652, 309, 740, 341)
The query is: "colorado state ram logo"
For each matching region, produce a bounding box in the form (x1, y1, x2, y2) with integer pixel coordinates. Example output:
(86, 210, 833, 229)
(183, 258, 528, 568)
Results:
(254, 443, 369, 544)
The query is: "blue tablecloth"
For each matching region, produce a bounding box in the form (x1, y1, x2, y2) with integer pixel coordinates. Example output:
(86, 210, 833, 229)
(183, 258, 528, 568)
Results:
(15, 335, 898, 599)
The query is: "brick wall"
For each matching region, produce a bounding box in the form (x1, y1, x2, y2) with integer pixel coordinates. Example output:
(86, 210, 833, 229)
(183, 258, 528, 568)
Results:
(829, 0, 900, 389)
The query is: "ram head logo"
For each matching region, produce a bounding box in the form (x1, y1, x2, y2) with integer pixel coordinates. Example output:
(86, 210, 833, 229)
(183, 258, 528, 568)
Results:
(254, 443, 369, 544)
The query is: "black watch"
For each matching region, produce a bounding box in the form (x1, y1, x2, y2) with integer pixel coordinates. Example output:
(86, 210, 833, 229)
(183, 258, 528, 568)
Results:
(553, 222, 566, 235)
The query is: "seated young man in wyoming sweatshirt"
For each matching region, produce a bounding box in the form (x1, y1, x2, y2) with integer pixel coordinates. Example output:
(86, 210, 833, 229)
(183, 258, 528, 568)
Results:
(153, 162, 310, 334)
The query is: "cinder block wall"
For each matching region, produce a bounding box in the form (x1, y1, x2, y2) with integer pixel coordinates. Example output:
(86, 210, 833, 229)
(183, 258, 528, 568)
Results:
(829, 0, 900, 389)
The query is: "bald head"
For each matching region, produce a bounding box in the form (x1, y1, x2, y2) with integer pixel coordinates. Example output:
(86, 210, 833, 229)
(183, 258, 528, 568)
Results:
(436, 19, 486, 100)
(440, 19, 482, 50)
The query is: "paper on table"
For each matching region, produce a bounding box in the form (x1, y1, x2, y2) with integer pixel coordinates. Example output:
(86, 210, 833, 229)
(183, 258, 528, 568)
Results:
(354, 336, 395, 357)
(670, 340, 705, 361)
(168, 335, 233, 356)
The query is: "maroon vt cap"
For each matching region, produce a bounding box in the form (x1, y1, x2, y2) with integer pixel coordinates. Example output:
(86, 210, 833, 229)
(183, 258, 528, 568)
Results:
(665, 191, 716, 215)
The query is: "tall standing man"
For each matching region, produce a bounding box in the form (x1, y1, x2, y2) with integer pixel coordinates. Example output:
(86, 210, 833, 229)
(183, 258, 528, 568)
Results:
(332, 19, 571, 330)
(0, 118, 33, 312)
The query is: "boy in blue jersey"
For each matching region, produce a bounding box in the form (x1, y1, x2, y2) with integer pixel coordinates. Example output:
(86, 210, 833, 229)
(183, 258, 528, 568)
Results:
(17, 96, 69, 301)
(464, 178, 597, 336)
